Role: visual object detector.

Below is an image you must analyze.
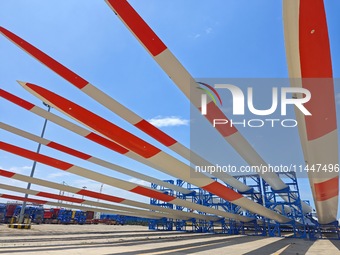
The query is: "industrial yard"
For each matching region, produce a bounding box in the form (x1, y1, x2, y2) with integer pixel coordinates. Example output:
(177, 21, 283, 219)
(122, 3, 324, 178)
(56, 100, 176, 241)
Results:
(1, 0, 340, 254)
(0, 224, 339, 255)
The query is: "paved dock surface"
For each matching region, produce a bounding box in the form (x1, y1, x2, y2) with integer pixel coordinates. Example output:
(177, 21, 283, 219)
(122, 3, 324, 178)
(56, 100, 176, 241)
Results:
(0, 224, 339, 254)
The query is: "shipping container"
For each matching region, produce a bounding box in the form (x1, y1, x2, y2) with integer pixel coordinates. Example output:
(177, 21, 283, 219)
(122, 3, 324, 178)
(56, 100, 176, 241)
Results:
(0, 204, 6, 223)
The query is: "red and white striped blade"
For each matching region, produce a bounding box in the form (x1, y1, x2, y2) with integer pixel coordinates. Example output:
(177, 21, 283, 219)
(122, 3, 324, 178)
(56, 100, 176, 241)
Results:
(103, 0, 312, 212)
(0, 168, 211, 221)
(2, 122, 239, 220)
(0, 89, 190, 195)
(0, 193, 146, 218)
(0, 14, 308, 212)
(283, 0, 339, 224)
(0, 26, 250, 194)
(0, 86, 250, 218)
(19, 82, 292, 223)
(0, 143, 249, 222)
(0, 183, 172, 219)
(0, 89, 251, 222)
(0, 122, 190, 195)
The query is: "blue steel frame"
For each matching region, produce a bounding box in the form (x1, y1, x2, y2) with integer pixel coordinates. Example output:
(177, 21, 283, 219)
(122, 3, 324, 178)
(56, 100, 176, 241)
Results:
(262, 171, 306, 238)
(149, 180, 175, 230)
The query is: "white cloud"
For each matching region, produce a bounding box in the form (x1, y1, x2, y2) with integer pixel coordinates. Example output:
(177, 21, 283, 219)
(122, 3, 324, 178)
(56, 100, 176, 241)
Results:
(205, 27, 213, 34)
(128, 178, 149, 187)
(190, 27, 213, 39)
(71, 178, 100, 190)
(47, 172, 71, 179)
(8, 166, 32, 174)
(148, 116, 189, 128)
(335, 93, 340, 105)
(0, 177, 25, 188)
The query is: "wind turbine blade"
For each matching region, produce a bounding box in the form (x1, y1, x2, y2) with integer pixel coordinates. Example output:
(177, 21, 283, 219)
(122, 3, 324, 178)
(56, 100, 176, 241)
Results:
(283, 0, 339, 224)
(18, 83, 291, 223)
(0, 168, 211, 221)
(103, 1, 311, 212)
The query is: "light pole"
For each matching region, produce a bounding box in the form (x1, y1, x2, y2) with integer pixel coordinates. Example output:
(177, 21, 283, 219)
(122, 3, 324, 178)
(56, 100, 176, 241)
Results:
(18, 102, 51, 224)
(58, 181, 67, 206)
(95, 184, 104, 219)
(81, 186, 87, 206)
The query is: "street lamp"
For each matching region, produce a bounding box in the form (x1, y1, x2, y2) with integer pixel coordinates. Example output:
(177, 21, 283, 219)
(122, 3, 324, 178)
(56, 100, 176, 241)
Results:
(18, 102, 51, 224)
(81, 186, 87, 205)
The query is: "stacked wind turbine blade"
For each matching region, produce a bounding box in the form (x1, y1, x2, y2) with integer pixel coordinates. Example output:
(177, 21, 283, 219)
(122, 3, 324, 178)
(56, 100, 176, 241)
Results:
(0, 26, 251, 193)
(4, 82, 292, 223)
(0, 183, 168, 219)
(103, 0, 312, 213)
(0, 168, 213, 220)
(0, 193, 150, 218)
(283, 0, 339, 224)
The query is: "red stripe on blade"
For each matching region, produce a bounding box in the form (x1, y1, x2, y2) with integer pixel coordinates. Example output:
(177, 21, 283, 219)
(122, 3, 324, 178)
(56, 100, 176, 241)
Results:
(299, 0, 336, 140)
(0, 89, 34, 110)
(0, 169, 16, 178)
(85, 133, 129, 154)
(204, 102, 237, 137)
(1, 194, 47, 204)
(0, 142, 73, 171)
(77, 189, 125, 203)
(299, 0, 332, 78)
(135, 120, 176, 147)
(314, 177, 339, 201)
(130, 186, 174, 202)
(0, 27, 89, 89)
(26, 83, 161, 158)
(202, 181, 243, 202)
(48, 142, 92, 160)
(302, 79, 337, 140)
(106, 0, 166, 56)
(37, 192, 85, 203)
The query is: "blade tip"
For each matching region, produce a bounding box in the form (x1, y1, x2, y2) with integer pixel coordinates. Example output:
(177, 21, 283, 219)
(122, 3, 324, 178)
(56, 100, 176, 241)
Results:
(16, 80, 27, 86)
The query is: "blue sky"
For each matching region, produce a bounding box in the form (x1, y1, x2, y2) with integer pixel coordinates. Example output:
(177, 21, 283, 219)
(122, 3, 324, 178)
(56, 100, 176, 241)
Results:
(0, 1, 339, 218)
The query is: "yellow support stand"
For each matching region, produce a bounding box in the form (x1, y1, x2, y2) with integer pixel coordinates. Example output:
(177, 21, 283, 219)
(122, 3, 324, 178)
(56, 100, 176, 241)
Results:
(8, 217, 31, 229)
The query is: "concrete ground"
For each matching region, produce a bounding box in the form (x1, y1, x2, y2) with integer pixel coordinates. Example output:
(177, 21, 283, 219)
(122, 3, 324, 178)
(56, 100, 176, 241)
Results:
(0, 224, 339, 254)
